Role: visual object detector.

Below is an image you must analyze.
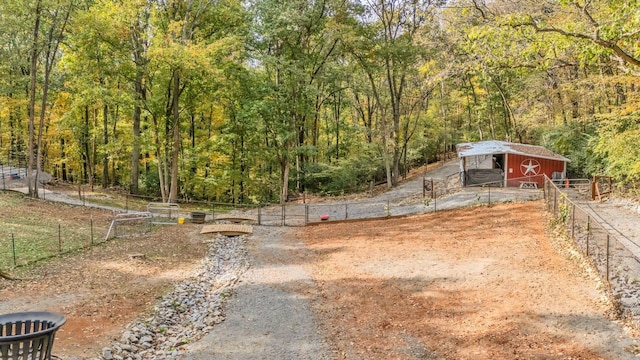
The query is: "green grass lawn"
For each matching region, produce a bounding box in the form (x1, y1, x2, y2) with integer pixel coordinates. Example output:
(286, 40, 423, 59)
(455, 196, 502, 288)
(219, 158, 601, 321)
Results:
(0, 191, 112, 269)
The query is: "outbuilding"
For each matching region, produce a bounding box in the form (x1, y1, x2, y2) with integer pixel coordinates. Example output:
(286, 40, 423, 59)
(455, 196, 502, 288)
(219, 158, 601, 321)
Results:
(456, 140, 570, 188)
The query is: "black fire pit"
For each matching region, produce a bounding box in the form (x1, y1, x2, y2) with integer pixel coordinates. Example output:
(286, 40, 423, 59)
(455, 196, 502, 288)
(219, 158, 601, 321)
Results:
(0, 311, 66, 360)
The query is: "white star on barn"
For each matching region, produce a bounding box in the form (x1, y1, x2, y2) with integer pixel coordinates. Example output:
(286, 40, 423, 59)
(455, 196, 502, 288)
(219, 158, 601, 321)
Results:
(521, 159, 539, 176)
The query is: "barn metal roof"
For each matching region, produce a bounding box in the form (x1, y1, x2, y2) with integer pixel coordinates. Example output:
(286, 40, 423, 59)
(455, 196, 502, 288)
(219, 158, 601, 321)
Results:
(456, 140, 570, 162)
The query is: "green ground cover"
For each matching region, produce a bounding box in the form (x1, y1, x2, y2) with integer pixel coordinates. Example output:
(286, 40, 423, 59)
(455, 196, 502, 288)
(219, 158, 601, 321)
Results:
(0, 191, 112, 269)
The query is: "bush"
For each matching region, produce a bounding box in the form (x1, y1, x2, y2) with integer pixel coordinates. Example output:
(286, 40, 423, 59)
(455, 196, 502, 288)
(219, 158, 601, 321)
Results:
(301, 155, 383, 195)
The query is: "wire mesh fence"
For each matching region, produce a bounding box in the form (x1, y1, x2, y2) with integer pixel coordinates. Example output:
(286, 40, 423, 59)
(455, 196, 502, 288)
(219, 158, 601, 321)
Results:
(0, 216, 111, 269)
(544, 177, 640, 327)
(252, 184, 542, 226)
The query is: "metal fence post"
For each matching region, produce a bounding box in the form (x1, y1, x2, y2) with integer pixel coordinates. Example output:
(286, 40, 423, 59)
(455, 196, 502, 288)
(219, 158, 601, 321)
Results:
(387, 200, 390, 217)
(586, 216, 590, 257)
(281, 205, 285, 226)
(606, 234, 610, 282)
(488, 186, 491, 207)
(126, 195, 129, 213)
(90, 217, 94, 246)
(571, 204, 575, 240)
(258, 205, 262, 225)
(305, 205, 309, 225)
(58, 223, 62, 254)
(345, 203, 348, 220)
(553, 188, 557, 217)
(12, 233, 16, 266)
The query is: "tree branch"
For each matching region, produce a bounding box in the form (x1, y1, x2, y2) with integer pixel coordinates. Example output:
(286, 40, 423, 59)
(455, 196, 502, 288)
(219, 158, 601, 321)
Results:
(514, 19, 640, 68)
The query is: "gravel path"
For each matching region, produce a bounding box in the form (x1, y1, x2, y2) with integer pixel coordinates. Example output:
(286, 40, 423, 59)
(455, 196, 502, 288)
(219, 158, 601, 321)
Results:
(184, 227, 330, 359)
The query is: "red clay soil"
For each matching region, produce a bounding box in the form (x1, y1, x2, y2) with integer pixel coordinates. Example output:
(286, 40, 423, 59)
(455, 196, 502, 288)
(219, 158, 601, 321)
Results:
(297, 201, 638, 359)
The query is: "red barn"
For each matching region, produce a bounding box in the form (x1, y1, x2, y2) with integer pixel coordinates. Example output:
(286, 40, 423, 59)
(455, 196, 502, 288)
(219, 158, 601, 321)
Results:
(456, 141, 570, 188)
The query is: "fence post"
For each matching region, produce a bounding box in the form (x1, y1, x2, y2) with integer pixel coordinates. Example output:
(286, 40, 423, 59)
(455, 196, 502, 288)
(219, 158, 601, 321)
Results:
(90, 217, 94, 246)
(586, 216, 590, 256)
(11, 233, 16, 267)
(606, 234, 610, 282)
(488, 185, 491, 207)
(126, 195, 129, 213)
(345, 203, 348, 220)
(58, 223, 62, 254)
(430, 179, 434, 199)
(305, 205, 309, 225)
(258, 205, 262, 225)
(553, 188, 557, 217)
(571, 204, 575, 240)
(281, 205, 285, 226)
(387, 200, 390, 217)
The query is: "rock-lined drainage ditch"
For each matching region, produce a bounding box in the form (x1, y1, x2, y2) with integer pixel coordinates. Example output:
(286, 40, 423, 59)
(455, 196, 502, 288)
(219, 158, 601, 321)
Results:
(88, 235, 249, 360)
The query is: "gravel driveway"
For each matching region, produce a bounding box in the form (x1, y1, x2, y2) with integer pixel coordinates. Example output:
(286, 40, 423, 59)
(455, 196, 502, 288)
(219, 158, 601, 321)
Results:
(184, 227, 331, 359)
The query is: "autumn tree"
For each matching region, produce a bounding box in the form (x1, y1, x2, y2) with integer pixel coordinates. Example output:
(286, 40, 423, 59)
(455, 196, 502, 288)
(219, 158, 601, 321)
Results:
(348, 0, 444, 187)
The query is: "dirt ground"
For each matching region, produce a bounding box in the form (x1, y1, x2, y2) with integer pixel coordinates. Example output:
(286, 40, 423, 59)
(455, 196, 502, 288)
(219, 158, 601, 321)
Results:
(0, 220, 208, 358)
(2, 196, 639, 359)
(297, 201, 638, 359)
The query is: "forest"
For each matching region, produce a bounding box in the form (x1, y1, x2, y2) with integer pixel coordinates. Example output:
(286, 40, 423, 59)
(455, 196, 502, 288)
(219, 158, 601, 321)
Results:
(0, 0, 638, 204)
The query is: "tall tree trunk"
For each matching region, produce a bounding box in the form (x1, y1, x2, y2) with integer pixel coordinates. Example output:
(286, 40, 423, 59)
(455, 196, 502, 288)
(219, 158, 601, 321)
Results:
(129, 3, 150, 194)
(27, 0, 42, 197)
(440, 81, 447, 160)
(112, 105, 118, 185)
(168, 70, 181, 203)
(82, 106, 90, 184)
(131, 72, 143, 194)
(280, 157, 289, 204)
(103, 104, 109, 188)
(334, 94, 340, 161)
(60, 137, 67, 181)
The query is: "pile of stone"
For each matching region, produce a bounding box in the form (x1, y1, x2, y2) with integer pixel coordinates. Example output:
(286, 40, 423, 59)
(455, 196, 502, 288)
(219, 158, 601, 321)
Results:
(98, 235, 249, 360)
